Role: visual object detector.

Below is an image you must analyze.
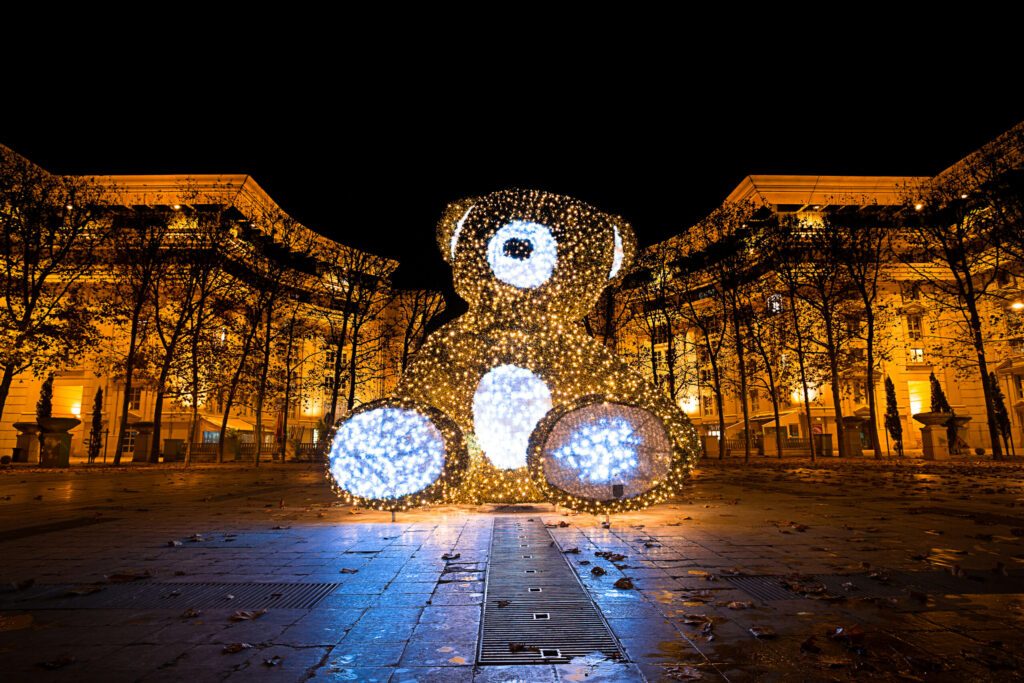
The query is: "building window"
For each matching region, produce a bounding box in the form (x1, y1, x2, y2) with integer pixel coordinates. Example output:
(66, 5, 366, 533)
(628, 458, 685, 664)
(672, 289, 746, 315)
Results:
(788, 424, 800, 437)
(905, 282, 922, 301)
(907, 314, 923, 340)
(767, 294, 783, 314)
(749, 389, 760, 412)
(997, 269, 1014, 287)
(325, 349, 336, 368)
(699, 368, 712, 383)
(121, 430, 137, 453)
(202, 431, 220, 444)
(324, 375, 335, 392)
(651, 324, 671, 345)
(845, 316, 860, 337)
(908, 347, 925, 364)
(702, 395, 715, 416)
(128, 386, 142, 411)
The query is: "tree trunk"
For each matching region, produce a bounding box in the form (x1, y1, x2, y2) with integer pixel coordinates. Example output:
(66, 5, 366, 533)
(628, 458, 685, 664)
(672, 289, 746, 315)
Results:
(279, 316, 298, 461)
(710, 358, 726, 459)
(863, 308, 882, 459)
(0, 362, 16, 426)
(787, 295, 816, 461)
(732, 309, 751, 462)
(217, 317, 258, 462)
(326, 315, 350, 425)
(113, 308, 143, 466)
(346, 324, 362, 412)
(254, 306, 273, 467)
(150, 386, 166, 464)
(965, 299, 1004, 459)
(823, 314, 846, 458)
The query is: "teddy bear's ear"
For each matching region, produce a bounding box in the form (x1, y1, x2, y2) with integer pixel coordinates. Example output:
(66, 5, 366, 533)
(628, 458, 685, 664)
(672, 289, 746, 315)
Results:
(607, 216, 638, 286)
(436, 197, 479, 265)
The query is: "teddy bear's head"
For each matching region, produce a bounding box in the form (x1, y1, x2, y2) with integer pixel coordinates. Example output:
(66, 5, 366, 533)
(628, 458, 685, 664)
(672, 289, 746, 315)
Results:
(436, 189, 637, 321)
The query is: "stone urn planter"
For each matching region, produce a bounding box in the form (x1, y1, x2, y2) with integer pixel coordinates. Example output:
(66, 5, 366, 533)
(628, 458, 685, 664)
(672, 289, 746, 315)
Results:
(37, 417, 81, 467)
(913, 412, 950, 460)
(12, 422, 42, 463)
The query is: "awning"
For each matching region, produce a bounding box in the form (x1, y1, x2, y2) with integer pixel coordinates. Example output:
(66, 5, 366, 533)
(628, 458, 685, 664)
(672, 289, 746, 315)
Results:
(223, 418, 255, 431)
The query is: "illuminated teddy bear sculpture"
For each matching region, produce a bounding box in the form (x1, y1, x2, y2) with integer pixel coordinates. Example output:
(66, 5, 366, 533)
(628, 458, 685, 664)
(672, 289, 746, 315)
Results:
(326, 189, 699, 514)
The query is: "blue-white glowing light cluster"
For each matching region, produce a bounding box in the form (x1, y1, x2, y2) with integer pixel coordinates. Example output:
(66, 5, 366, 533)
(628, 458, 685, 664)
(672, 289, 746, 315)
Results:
(609, 226, 624, 279)
(486, 221, 558, 289)
(327, 407, 444, 500)
(472, 364, 552, 470)
(552, 416, 640, 483)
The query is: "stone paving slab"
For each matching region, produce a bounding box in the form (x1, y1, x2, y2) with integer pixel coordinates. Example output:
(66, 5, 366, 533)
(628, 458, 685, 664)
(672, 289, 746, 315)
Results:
(0, 459, 1023, 681)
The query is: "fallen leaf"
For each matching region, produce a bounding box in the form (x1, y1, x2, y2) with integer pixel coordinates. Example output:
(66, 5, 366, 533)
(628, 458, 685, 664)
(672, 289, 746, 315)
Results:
(508, 642, 539, 653)
(36, 655, 76, 669)
(106, 570, 152, 583)
(591, 566, 606, 576)
(65, 585, 104, 596)
(181, 608, 202, 618)
(441, 553, 461, 561)
(725, 601, 752, 610)
(230, 609, 267, 621)
(563, 547, 581, 554)
(749, 626, 776, 639)
(614, 577, 635, 590)
(222, 642, 254, 654)
(449, 656, 467, 664)
(496, 600, 511, 608)
(339, 568, 359, 574)
(263, 655, 283, 667)
(663, 664, 703, 680)
(167, 540, 182, 547)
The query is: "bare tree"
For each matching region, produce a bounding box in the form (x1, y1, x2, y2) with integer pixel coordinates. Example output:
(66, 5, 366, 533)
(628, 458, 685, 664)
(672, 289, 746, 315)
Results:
(825, 206, 894, 458)
(392, 288, 445, 373)
(108, 206, 175, 465)
(899, 171, 1009, 458)
(0, 146, 108, 423)
(744, 275, 792, 459)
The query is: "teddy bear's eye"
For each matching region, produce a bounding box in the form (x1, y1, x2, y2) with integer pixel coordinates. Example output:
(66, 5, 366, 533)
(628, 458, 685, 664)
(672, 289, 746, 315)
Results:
(502, 237, 533, 260)
(486, 221, 557, 289)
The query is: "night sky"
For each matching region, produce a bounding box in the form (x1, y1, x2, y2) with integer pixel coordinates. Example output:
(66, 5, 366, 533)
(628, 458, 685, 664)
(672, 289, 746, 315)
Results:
(4, 97, 1022, 299)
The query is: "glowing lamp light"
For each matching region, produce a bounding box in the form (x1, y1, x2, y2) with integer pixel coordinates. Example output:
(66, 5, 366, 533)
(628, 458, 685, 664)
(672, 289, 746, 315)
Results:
(792, 384, 818, 403)
(678, 395, 699, 415)
(1011, 301, 1024, 311)
(472, 364, 552, 469)
(327, 407, 444, 500)
(914, 202, 924, 211)
(486, 221, 558, 289)
(71, 402, 81, 417)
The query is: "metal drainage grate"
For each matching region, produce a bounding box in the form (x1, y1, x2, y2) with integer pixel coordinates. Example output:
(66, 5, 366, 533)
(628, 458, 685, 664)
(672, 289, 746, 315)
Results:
(478, 517, 624, 665)
(723, 576, 800, 601)
(0, 516, 118, 543)
(0, 582, 340, 610)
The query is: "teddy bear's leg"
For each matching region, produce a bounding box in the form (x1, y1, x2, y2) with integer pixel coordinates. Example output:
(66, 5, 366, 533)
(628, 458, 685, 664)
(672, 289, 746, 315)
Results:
(529, 398, 677, 507)
(325, 398, 468, 508)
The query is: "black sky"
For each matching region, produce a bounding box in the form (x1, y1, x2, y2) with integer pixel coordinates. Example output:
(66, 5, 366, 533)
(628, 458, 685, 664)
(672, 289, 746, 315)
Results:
(4, 91, 1021, 296)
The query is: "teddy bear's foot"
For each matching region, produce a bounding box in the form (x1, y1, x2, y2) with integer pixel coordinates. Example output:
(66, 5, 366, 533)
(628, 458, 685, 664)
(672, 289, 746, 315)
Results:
(529, 400, 675, 505)
(325, 398, 468, 508)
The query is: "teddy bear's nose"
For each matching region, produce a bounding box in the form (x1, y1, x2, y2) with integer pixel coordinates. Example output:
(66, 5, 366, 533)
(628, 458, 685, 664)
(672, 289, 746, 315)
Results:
(502, 237, 534, 261)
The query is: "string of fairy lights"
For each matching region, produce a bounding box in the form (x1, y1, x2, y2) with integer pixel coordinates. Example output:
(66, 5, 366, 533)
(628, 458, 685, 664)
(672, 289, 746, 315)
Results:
(324, 189, 700, 514)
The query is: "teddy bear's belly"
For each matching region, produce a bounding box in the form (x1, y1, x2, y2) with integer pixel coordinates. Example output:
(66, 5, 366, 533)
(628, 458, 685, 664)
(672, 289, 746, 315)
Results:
(472, 364, 551, 469)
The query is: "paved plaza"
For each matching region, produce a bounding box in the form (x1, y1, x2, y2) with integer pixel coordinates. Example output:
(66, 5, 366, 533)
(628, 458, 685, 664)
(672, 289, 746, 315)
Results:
(1, 458, 1024, 682)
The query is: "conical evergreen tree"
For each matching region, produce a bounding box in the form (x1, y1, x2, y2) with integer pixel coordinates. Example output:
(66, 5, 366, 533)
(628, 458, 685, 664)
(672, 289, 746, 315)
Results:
(884, 376, 903, 457)
(88, 388, 104, 463)
(36, 374, 54, 421)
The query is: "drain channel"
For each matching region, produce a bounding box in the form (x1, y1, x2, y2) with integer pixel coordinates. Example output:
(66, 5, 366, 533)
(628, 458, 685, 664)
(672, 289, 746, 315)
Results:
(478, 517, 624, 665)
(0, 582, 340, 610)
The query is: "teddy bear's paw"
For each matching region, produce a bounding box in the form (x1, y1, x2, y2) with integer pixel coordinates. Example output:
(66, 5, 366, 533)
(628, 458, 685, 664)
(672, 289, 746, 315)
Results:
(325, 400, 468, 507)
(530, 401, 674, 504)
